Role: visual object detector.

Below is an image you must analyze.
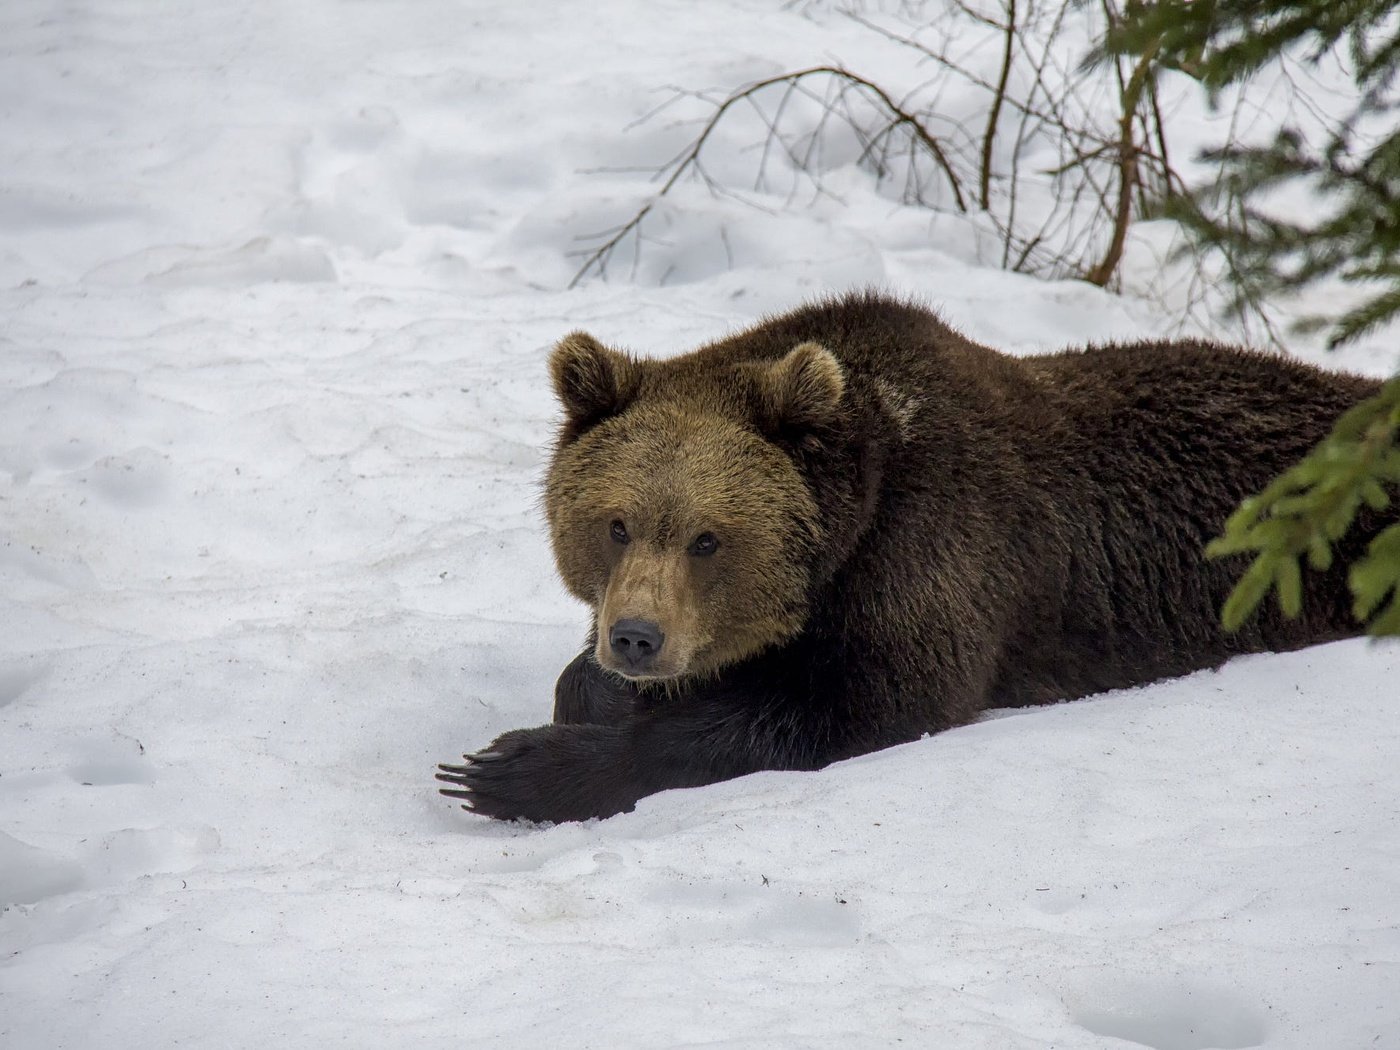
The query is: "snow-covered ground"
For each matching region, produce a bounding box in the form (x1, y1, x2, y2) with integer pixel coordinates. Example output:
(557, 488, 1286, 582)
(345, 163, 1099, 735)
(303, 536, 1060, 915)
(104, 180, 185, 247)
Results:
(2, 3, 1398, 1048)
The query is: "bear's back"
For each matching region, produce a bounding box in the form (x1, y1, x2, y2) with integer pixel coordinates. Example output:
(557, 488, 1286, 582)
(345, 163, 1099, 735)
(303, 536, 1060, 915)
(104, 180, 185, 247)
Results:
(992, 340, 1383, 702)
(719, 295, 1384, 709)
(644, 294, 1385, 713)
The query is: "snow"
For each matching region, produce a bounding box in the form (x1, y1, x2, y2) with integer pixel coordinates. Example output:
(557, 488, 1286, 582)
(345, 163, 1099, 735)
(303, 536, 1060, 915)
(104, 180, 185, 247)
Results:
(2, 2, 1398, 1047)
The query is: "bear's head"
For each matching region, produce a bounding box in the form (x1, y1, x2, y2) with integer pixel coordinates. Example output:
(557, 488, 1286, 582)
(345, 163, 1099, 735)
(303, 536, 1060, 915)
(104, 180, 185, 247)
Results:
(544, 330, 846, 682)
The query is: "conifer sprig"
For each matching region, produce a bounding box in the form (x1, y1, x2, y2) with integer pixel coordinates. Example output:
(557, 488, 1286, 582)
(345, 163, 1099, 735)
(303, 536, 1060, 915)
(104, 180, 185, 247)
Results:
(1207, 377, 1400, 633)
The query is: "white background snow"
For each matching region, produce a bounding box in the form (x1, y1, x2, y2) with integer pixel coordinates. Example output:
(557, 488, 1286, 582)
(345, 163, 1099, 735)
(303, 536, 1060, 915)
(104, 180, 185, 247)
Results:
(2, 2, 1398, 1048)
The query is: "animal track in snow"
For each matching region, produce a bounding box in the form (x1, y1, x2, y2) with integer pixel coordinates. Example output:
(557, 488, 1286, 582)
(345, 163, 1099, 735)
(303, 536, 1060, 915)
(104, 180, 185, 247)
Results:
(0, 831, 84, 907)
(67, 755, 153, 785)
(66, 736, 156, 786)
(42, 436, 101, 471)
(1066, 976, 1268, 1050)
(0, 658, 49, 708)
(86, 825, 221, 884)
(81, 447, 172, 509)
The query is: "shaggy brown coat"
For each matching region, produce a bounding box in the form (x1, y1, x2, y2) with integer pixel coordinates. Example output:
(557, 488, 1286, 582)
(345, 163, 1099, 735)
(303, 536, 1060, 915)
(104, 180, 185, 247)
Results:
(438, 292, 1387, 822)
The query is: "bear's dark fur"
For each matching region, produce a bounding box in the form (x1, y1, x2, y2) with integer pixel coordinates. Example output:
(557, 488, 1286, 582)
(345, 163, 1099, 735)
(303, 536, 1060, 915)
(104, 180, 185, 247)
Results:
(438, 292, 1389, 822)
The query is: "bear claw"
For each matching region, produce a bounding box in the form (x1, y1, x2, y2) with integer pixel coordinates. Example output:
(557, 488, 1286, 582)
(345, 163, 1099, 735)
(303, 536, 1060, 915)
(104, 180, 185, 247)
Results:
(437, 759, 504, 811)
(435, 724, 639, 821)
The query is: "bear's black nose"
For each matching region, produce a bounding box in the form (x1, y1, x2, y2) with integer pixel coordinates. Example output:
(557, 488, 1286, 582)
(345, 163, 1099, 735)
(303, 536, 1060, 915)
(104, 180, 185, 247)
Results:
(609, 618, 665, 670)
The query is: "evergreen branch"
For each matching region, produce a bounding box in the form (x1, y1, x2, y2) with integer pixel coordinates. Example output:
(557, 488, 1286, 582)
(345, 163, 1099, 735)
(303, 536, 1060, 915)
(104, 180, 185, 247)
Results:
(1209, 377, 1400, 633)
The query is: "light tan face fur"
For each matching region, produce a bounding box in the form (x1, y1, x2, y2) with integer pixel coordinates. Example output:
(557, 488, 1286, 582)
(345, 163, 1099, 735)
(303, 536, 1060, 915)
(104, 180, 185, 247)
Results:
(547, 404, 819, 680)
(544, 334, 841, 682)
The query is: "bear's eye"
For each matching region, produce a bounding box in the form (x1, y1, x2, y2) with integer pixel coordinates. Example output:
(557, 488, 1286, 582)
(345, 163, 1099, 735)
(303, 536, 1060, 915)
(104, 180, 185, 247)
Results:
(609, 519, 630, 545)
(689, 532, 719, 557)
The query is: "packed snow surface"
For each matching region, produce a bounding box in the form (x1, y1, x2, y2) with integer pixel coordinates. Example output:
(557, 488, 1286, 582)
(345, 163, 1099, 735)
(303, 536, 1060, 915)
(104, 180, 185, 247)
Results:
(2, 2, 1398, 1048)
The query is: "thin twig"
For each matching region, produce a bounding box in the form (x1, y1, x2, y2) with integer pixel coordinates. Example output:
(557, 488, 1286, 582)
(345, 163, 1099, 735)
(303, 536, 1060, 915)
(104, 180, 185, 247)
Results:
(982, 0, 1017, 210)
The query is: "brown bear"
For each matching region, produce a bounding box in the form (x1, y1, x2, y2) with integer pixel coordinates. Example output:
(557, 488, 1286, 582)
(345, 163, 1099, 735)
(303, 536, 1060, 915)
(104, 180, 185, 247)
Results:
(438, 291, 1388, 823)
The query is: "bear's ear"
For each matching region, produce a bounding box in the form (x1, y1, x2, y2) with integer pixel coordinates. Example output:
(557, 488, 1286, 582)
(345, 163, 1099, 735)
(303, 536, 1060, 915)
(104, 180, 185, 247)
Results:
(549, 331, 642, 437)
(758, 341, 846, 436)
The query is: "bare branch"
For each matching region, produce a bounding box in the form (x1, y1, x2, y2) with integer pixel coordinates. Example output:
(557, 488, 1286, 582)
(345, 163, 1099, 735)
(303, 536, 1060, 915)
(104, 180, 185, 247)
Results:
(569, 5, 1192, 296)
(982, 0, 1017, 210)
(569, 65, 969, 287)
(1086, 36, 1159, 287)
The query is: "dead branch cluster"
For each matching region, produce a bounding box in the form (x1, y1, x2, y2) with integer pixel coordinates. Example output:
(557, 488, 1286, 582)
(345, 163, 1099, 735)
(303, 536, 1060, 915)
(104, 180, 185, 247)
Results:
(569, 0, 1185, 292)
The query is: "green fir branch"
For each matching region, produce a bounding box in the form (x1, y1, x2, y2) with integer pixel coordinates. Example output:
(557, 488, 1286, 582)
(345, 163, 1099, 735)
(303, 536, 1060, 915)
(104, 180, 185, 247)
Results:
(1208, 377, 1400, 633)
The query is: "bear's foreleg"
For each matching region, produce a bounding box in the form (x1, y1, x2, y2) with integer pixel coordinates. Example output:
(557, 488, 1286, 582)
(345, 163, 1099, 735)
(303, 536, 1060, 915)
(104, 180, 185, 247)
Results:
(437, 676, 833, 822)
(551, 650, 637, 726)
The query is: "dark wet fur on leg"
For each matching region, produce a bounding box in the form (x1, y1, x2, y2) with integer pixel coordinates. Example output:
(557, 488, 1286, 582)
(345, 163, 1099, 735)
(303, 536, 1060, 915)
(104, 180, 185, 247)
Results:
(551, 650, 637, 726)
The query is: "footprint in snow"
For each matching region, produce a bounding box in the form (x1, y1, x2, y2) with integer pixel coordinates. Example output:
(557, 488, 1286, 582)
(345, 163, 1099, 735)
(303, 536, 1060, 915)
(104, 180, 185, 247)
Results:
(0, 658, 50, 709)
(1066, 976, 1268, 1050)
(0, 831, 84, 907)
(80, 447, 173, 509)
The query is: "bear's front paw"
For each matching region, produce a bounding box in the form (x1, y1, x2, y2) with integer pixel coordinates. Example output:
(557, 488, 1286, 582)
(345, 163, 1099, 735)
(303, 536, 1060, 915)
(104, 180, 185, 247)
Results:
(436, 723, 638, 823)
